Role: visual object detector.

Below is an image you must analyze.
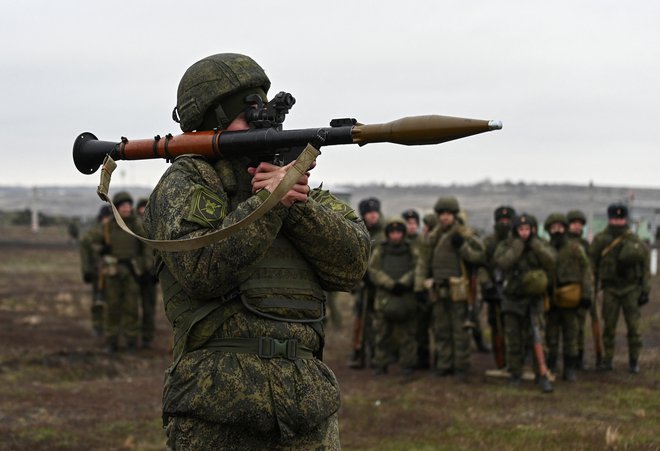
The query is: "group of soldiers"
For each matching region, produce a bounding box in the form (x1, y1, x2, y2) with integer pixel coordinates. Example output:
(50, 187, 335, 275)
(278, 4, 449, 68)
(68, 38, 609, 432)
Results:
(349, 196, 651, 392)
(79, 192, 158, 354)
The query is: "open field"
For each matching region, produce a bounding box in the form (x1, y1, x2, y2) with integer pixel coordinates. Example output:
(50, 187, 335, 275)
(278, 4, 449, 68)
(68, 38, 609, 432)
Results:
(0, 226, 659, 450)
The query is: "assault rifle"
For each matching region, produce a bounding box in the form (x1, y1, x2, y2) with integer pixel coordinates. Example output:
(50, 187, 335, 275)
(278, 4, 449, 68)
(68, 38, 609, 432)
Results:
(73, 91, 502, 174)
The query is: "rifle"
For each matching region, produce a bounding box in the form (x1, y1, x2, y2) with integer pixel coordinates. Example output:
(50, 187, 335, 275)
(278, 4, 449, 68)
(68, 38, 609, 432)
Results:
(73, 91, 502, 174)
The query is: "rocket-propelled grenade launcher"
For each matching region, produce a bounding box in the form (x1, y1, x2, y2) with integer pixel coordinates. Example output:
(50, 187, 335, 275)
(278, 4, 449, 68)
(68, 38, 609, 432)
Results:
(73, 91, 502, 174)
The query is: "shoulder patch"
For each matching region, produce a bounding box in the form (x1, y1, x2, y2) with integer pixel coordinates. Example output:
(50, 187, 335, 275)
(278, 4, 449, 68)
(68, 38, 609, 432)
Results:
(309, 188, 359, 221)
(186, 184, 227, 229)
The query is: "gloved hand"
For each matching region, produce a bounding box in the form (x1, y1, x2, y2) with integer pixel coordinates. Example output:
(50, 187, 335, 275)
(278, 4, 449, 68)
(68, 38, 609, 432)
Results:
(100, 244, 112, 256)
(391, 282, 407, 296)
(580, 297, 592, 309)
(83, 272, 94, 284)
(638, 292, 650, 306)
(451, 233, 465, 249)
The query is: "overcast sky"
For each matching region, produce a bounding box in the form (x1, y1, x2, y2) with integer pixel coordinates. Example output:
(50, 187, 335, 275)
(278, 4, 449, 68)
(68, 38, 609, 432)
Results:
(1, 0, 659, 190)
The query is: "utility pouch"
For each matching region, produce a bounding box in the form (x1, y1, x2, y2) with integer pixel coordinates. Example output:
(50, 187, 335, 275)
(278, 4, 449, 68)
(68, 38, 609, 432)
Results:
(449, 276, 469, 302)
(554, 283, 582, 309)
(101, 255, 118, 277)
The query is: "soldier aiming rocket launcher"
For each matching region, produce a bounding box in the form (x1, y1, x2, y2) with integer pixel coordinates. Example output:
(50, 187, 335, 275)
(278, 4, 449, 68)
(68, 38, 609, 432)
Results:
(73, 91, 502, 175)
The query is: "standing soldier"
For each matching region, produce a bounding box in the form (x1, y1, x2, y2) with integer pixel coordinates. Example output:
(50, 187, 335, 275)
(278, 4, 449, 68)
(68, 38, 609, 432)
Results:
(79, 205, 112, 337)
(369, 217, 419, 376)
(136, 198, 158, 349)
(422, 212, 438, 237)
(143, 53, 370, 449)
(544, 213, 593, 381)
(589, 203, 650, 373)
(349, 197, 385, 369)
(494, 213, 556, 392)
(402, 209, 422, 250)
(415, 197, 485, 380)
(480, 205, 516, 369)
(566, 209, 600, 369)
(94, 191, 150, 354)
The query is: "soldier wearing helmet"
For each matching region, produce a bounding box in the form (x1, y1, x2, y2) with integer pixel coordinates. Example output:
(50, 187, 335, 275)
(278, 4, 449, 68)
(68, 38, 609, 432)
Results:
(565, 209, 595, 369)
(368, 217, 419, 376)
(589, 203, 650, 374)
(543, 213, 593, 382)
(86, 192, 150, 353)
(479, 205, 516, 369)
(493, 213, 556, 392)
(414, 196, 485, 380)
(142, 53, 370, 449)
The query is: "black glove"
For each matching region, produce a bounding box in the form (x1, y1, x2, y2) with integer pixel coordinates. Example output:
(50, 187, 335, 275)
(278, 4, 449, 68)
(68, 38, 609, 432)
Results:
(83, 272, 94, 284)
(100, 244, 112, 256)
(451, 233, 465, 249)
(580, 297, 592, 309)
(638, 292, 650, 306)
(391, 282, 407, 296)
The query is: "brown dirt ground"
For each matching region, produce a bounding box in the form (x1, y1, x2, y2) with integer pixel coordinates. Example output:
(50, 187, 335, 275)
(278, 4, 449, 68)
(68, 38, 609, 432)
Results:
(1, 226, 659, 450)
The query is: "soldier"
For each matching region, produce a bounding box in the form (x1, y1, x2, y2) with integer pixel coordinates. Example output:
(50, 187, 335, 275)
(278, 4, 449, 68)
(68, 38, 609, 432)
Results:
(566, 209, 599, 369)
(415, 197, 485, 380)
(480, 205, 516, 369)
(136, 197, 158, 348)
(422, 212, 437, 237)
(589, 203, 650, 373)
(544, 213, 593, 382)
(369, 217, 419, 376)
(94, 192, 150, 354)
(402, 209, 421, 249)
(493, 213, 556, 392)
(79, 205, 112, 337)
(142, 53, 370, 449)
(349, 197, 385, 369)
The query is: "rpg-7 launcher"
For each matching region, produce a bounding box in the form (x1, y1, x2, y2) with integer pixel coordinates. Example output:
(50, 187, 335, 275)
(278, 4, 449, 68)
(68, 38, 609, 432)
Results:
(73, 91, 502, 174)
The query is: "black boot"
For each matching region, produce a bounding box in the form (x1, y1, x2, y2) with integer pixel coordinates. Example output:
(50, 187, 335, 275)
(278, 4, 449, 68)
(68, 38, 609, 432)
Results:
(563, 355, 577, 382)
(539, 374, 553, 393)
(629, 357, 640, 374)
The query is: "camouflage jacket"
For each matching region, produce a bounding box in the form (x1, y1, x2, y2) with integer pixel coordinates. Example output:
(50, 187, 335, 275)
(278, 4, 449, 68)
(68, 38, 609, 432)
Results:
(143, 155, 370, 440)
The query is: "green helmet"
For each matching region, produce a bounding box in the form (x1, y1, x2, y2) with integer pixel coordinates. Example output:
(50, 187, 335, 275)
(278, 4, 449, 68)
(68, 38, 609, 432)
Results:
(385, 217, 407, 236)
(173, 53, 271, 132)
(544, 212, 567, 232)
(423, 212, 438, 230)
(434, 196, 460, 214)
(112, 191, 133, 207)
(566, 209, 587, 224)
(521, 269, 548, 296)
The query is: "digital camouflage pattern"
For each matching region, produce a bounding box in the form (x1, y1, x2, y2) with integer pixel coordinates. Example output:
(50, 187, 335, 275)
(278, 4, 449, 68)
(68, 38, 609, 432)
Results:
(589, 225, 650, 364)
(143, 154, 370, 447)
(79, 226, 105, 334)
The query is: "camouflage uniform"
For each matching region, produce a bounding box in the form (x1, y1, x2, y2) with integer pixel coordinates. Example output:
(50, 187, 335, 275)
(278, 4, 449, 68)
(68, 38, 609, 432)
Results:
(566, 209, 597, 368)
(79, 206, 111, 336)
(137, 198, 158, 347)
(349, 198, 386, 369)
(544, 213, 593, 381)
(479, 205, 516, 369)
(589, 204, 650, 372)
(144, 156, 369, 448)
(369, 218, 419, 374)
(415, 198, 485, 376)
(493, 216, 556, 383)
(90, 195, 149, 352)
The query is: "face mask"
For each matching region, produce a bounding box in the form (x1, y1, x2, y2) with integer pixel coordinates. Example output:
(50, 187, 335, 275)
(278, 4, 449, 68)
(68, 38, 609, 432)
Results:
(549, 232, 565, 248)
(494, 222, 510, 239)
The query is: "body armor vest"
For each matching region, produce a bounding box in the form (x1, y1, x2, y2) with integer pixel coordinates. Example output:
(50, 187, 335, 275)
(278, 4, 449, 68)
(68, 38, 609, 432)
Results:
(380, 241, 414, 280)
(106, 217, 143, 259)
(431, 225, 461, 282)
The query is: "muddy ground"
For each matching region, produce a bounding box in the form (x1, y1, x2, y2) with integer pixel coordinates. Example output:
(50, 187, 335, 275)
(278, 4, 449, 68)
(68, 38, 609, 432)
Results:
(0, 226, 659, 450)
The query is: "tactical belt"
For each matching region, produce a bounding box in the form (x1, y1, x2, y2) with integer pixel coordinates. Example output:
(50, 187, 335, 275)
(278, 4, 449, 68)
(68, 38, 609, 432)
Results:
(203, 337, 314, 359)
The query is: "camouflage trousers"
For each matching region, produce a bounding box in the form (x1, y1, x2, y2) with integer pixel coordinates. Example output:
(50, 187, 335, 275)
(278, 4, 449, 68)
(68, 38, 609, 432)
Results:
(503, 312, 533, 378)
(165, 412, 340, 450)
(602, 287, 642, 361)
(431, 298, 470, 372)
(546, 306, 578, 359)
(371, 311, 418, 369)
(103, 266, 140, 344)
